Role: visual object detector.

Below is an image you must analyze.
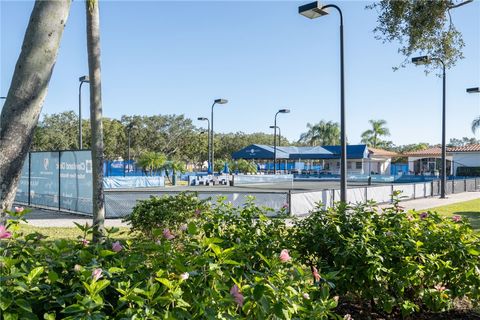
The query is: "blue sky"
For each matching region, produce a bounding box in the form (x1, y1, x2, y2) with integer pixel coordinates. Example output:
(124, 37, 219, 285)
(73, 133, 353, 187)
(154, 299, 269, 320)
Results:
(1, 1, 479, 146)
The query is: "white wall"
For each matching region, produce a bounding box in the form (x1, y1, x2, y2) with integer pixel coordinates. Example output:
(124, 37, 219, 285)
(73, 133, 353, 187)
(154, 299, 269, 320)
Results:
(452, 152, 480, 175)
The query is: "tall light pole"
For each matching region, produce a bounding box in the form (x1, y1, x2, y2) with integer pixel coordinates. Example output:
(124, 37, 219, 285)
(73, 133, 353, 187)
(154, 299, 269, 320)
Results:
(124, 123, 134, 177)
(210, 98, 228, 174)
(273, 109, 290, 174)
(299, 1, 347, 202)
(269, 125, 282, 146)
(198, 117, 210, 172)
(412, 55, 447, 199)
(78, 75, 89, 150)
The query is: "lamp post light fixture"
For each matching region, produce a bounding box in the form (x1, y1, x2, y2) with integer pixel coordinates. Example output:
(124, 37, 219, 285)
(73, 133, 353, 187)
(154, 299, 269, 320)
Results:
(269, 125, 281, 146)
(299, 1, 347, 202)
(78, 75, 90, 150)
(466, 87, 479, 93)
(210, 98, 228, 174)
(273, 109, 290, 174)
(412, 55, 448, 199)
(197, 117, 211, 172)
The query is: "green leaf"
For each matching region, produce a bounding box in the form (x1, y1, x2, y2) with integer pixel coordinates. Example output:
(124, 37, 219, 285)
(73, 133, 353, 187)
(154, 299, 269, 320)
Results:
(27, 266, 44, 283)
(62, 304, 85, 314)
(187, 222, 198, 235)
(468, 248, 480, 256)
(48, 271, 59, 283)
(0, 292, 12, 311)
(43, 313, 56, 320)
(108, 267, 125, 274)
(256, 252, 271, 268)
(15, 299, 32, 313)
(99, 250, 116, 257)
(156, 278, 173, 289)
(3, 312, 18, 320)
(93, 280, 111, 294)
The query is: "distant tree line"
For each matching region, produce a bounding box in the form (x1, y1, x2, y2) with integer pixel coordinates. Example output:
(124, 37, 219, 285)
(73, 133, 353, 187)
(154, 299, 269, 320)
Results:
(31, 112, 479, 167)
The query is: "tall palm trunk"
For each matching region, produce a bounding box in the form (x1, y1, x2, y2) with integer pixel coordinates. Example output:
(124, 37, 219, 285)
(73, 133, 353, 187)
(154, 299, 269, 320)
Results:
(0, 1, 71, 220)
(86, 0, 105, 242)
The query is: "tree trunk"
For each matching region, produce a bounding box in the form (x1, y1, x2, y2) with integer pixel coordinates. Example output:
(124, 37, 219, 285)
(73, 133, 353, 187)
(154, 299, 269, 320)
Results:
(0, 1, 71, 220)
(86, 0, 105, 242)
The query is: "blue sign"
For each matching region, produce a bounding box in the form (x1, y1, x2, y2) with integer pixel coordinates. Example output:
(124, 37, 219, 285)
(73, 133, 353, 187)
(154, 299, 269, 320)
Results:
(29, 152, 60, 208)
(59, 151, 93, 213)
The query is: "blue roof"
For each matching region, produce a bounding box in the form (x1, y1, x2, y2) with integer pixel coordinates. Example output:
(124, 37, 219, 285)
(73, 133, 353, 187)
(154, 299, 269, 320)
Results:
(232, 144, 369, 160)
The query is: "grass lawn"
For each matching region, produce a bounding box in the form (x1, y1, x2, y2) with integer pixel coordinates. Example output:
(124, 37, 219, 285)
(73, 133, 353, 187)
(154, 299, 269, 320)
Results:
(426, 198, 480, 232)
(18, 224, 132, 240)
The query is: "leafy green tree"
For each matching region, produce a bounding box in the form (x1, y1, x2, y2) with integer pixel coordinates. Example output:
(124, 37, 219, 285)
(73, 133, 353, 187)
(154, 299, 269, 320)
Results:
(367, 0, 469, 70)
(361, 119, 391, 148)
(231, 159, 257, 174)
(137, 151, 166, 176)
(32, 111, 78, 151)
(447, 137, 480, 147)
(298, 121, 340, 146)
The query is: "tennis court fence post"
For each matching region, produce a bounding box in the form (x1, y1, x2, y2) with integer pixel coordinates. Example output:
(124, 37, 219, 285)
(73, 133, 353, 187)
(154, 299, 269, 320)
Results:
(288, 190, 292, 215)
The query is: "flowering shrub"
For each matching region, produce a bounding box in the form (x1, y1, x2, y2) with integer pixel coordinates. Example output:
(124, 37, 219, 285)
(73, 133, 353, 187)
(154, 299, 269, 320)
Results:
(0, 198, 339, 319)
(123, 192, 209, 238)
(291, 195, 480, 316)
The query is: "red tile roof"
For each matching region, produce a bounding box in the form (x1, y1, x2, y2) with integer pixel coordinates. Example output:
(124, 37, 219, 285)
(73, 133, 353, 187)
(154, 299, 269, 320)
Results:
(404, 147, 442, 156)
(448, 144, 480, 152)
(368, 147, 399, 157)
(404, 144, 480, 156)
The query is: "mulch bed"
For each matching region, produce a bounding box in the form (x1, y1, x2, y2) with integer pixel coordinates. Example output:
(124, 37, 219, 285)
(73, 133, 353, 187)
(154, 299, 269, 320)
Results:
(334, 299, 480, 320)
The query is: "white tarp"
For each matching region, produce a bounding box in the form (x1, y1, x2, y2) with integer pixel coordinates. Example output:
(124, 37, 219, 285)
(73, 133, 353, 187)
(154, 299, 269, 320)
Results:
(103, 176, 165, 189)
(367, 186, 392, 204)
(394, 184, 415, 200)
(233, 174, 294, 185)
(347, 188, 366, 205)
(290, 191, 327, 216)
(104, 191, 288, 218)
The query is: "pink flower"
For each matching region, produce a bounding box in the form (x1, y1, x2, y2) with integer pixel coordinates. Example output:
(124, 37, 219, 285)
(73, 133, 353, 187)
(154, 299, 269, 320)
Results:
(282, 203, 289, 209)
(302, 293, 310, 300)
(14, 206, 24, 213)
(230, 284, 244, 306)
(312, 266, 321, 282)
(0, 225, 12, 239)
(406, 214, 414, 221)
(452, 215, 462, 222)
(279, 249, 291, 263)
(180, 224, 188, 231)
(73, 264, 82, 272)
(163, 228, 175, 240)
(420, 212, 429, 219)
(112, 241, 123, 252)
(434, 284, 446, 292)
(80, 238, 90, 246)
(92, 268, 103, 281)
(180, 272, 189, 280)
(194, 209, 201, 217)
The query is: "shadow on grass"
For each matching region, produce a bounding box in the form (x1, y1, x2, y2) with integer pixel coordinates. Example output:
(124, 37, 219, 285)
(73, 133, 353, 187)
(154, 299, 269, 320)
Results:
(455, 211, 480, 231)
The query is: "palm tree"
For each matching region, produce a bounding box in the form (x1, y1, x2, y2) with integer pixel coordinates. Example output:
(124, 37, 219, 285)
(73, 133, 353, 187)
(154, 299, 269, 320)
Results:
(137, 152, 167, 176)
(298, 121, 340, 146)
(472, 116, 480, 134)
(361, 119, 391, 148)
(86, 0, 105, 242)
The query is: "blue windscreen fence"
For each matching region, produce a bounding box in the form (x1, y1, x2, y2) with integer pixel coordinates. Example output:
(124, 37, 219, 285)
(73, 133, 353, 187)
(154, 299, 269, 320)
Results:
(14, 150, 93, 214)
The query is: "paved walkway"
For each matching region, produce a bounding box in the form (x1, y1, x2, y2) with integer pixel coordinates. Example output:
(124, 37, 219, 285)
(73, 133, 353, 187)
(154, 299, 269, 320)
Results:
(16, 191, 480, 228)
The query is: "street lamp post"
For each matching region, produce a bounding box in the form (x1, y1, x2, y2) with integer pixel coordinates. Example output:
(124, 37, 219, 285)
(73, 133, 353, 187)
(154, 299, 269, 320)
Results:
(273, 109, 290, 174)
(299, 1, 347, 202)
(269, 125, 282, 146)
(124, 123, 134, 177)
(197, 117, 211, 172)
(412, 55, 447, 199)
(78, 76, 89, 150)
(210, 99, 228, 174)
